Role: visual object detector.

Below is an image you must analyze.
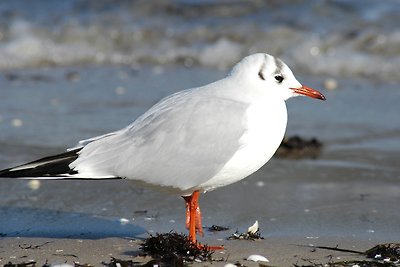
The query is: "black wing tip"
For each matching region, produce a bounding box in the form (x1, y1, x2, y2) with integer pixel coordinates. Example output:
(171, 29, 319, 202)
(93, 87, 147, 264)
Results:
(0, 148, 82, 178)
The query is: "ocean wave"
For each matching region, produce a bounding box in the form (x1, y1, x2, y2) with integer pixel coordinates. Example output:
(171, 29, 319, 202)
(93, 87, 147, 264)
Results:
(0, 0, 399, 81)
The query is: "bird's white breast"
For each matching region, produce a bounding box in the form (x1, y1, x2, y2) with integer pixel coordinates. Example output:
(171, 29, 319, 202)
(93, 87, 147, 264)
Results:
(197, 97, 287, 192)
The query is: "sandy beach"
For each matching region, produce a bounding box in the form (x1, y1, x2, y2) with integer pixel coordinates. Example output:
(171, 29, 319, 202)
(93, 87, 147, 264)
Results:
(0, 236, 390, 266)
(0, 66, 399, 266)
(1, 1, 400, 266)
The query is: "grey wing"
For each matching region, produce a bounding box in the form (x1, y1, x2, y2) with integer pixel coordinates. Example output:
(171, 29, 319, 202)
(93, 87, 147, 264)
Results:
(70, 90, 249, 191)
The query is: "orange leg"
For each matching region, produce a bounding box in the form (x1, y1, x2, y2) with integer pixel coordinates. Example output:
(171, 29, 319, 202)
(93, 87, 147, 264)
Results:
(183, 190, 203, 245)
(182, 191, 224, 250)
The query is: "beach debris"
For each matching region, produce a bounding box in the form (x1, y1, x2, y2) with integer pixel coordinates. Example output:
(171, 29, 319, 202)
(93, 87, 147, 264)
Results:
(246, 254, 269, 262)
(52, 253, 79, 259)
(207, 225, 230, 232)
(3, 261, 92, 267)
(4, 72, 52, 83)
(247, 220, 259, 234)
(3, 262, 36, 267)
(72, 264, 93, 267)
(365, 243, 400, 262)
(228, 220, 263, 240)
(276, 135, 323, 159)
(133, 210, 148, 215)
(304, 243, 400, 262)
(294, 259, 397, 267)
(140, 232, 213, 264)
(103, 257, 143, 267)
(18, 241, 53, 249)
(299, 243, 400, 267)
(224, 263, 246, 267)
(65, 71, 81, 82)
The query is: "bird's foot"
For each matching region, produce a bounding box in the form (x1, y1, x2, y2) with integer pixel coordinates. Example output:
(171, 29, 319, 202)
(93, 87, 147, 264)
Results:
(201, 243, 225, 251)
(191, 240, 224, 251)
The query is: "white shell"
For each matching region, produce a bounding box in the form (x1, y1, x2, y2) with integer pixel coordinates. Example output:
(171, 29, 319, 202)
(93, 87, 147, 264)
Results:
(246, 254, 269, 262)
(247, 220, 259, 234)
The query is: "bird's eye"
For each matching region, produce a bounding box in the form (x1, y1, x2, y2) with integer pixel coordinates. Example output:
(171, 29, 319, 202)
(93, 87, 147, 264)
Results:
(275, 74, 284, 83)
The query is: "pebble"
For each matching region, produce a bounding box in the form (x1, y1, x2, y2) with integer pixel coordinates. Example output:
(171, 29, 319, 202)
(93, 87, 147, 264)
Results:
(256, 181, 265, 187)
(115, 86, 126, 95)
(27, 180, 41, 190)
(11, 118, 23, 127)
(324, 78, 338, 90)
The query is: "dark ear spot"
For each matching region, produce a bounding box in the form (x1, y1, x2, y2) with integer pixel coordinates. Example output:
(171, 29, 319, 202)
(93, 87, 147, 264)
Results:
(258, 70, 265, 80)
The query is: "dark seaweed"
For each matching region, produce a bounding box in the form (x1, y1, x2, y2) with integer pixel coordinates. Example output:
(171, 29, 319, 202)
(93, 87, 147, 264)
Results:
(366, 243, 400, 262)
(140, 232, 213, 264)
(276, 135, 323, 159)
(207, 225, 230, 232)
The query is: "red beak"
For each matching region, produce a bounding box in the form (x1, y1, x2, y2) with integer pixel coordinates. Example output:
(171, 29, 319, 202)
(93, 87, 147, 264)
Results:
(290, 85, 326, 101)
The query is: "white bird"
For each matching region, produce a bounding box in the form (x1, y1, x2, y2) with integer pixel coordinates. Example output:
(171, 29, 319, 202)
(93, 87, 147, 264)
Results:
(0, 53, 325, 247)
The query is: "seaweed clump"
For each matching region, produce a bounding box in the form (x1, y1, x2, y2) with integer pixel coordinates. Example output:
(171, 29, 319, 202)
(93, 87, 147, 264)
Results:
(207, 225, 230, 232)
(366, 243, 400, 262)
(299, 243, 400, 267)
(140, 232, 213, 265)
(276, 135, 323, 159)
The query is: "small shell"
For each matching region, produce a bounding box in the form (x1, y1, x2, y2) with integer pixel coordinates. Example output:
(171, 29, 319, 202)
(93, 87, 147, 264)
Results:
(224, 264, 237, 267)
(246, 254, 269, 262)
(247, 220, 259, 234)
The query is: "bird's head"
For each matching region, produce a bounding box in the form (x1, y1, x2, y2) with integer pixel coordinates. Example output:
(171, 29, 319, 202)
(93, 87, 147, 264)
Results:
(230, 53, 326, 101)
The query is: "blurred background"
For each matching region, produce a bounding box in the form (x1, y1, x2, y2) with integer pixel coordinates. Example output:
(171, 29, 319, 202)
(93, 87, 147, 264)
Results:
(0, 0, 399, 78)
(0, 0, 399, 241)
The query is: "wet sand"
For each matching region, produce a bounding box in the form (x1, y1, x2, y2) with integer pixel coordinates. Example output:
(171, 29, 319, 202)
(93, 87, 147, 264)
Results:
(0, 66, 399, 266)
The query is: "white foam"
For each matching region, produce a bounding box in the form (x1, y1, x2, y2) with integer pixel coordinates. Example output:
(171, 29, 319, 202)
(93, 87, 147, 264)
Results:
(0, 2, 398, 81)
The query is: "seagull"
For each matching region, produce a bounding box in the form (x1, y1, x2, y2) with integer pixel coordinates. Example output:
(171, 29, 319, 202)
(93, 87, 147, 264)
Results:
(0, 53, 325, 247)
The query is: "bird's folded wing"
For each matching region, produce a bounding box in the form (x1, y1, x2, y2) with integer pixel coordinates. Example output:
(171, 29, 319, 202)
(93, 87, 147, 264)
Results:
(70, 90, 250, 191)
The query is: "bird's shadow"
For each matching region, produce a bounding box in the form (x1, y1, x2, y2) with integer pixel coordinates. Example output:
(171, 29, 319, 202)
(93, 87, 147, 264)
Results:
(0, 206, 146, 239)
